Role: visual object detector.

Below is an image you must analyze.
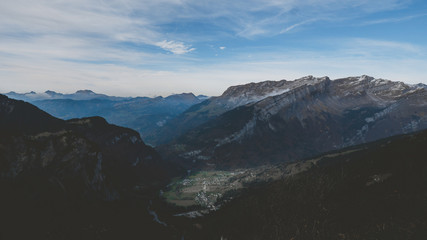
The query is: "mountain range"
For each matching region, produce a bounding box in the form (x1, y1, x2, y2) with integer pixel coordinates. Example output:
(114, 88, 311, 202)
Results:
(4, 90, 205, 145)
(5, 89, 130, 102)
(158, 75, 427, 169)
(1, 75, 427, 239)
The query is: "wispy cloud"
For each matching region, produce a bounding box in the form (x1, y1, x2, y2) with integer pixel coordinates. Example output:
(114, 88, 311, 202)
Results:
(361, 13, 427, 25)
(280, 19, 318, 34)
(348, 38, 424, 55)
(155, 40, 195, 54)
(0, 0, 412, 48)
(232, 0, 410, 38)
(0, 0, 424, 96)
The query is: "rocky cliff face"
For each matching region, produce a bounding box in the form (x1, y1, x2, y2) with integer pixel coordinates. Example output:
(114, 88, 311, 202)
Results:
(0, 95, 165, 201)
(160, 75, 427, 169)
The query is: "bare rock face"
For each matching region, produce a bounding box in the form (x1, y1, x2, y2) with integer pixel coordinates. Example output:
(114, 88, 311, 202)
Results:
(0, 95, 165, 202)
(160, 76, 427, 169)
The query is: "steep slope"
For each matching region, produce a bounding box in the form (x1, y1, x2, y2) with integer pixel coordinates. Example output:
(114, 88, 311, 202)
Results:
(182, 129, 427, 239)
(29, 92, 201, 145)
(160, 76, 427, 169)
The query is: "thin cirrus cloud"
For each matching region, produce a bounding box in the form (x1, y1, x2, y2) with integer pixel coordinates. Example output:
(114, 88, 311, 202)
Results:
(0, 0, 426, 96)
(350, 38, 423, 55)
(280, 19, 319, 34)
(360, 13, 427, 25)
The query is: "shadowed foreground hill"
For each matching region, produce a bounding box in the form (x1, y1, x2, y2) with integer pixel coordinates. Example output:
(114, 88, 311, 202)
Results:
(0, 94, 175, 239)
(182, 129, 427, 239)
(0, 94, 167, 199)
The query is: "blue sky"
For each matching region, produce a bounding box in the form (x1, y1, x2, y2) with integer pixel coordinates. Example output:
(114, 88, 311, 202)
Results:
(0, 0, 426, 96)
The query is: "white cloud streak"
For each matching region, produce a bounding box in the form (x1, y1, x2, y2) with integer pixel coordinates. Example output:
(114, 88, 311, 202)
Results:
(350, 38, 423, 54)
(280, 19, 318, 34)
(361, 13, 427, 25)
(155, 40, 195, 54)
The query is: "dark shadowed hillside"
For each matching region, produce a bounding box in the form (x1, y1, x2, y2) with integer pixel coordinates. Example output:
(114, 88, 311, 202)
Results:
(180, 129, 427, 239)
(0, 94, 176, 239)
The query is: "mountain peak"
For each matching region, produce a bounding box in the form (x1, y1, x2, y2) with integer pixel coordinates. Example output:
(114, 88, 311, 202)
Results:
(175, 92, 196, 97)
(165, 92, 198, 102)
(75, 90, 95, 94)
(45, 90, 58, 95)
(358, 75, 375, 82)
(299, 75, 315, 80)
(295, 75, 330, 83)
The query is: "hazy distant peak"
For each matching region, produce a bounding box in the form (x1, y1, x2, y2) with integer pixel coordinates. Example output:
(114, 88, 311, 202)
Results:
(173, 92, 196, 97)
(165, 92, 199, 102)
(3, 89, 129, 102)
(75, 90, 96, 94)
(45, 90, 59, 95)
(197, 95, 210, 101)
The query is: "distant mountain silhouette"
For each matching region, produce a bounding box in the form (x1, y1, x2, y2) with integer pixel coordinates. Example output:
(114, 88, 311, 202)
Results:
(5, 89, 130, 101)
(4, 91, 203, 145)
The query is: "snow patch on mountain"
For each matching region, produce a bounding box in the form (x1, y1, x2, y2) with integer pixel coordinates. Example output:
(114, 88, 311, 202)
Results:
(227, 88, 291, 107)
